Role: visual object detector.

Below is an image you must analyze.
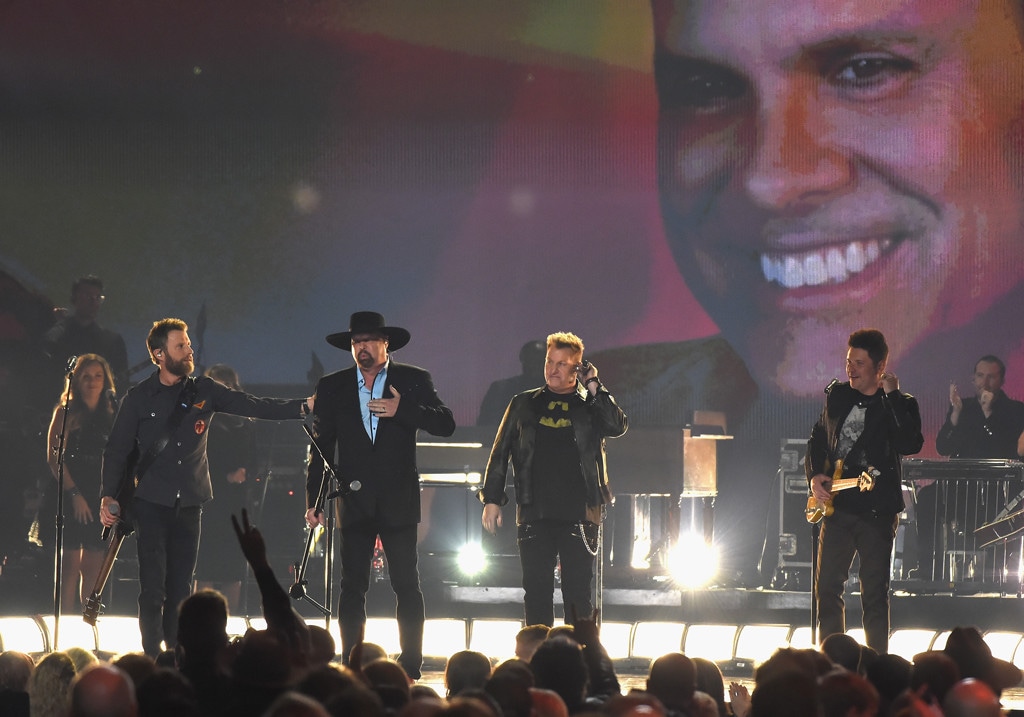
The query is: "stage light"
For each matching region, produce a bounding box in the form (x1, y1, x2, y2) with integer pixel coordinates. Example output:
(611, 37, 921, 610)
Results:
(364, 617, 402, 657)
(93, 616, 143, 655)
(888, 629, 939, 660)
(846, 628, 866, 646)
(632, 621, 684, 660)
(423, 619, 468, 659)
(983, 631, 1022, 663)
(457, 542, 488, 577)
(788, 626, 814, 649)
(0, 616, 48, 654)
(225, 616, 249, 640)
(667, 532, 718, 588)
(600, 621, 634, 660)
(468, 619, 521, 662)
(735, 625, 791, 665)
(684, 624, 738, 662)
(40, 615, 97, 652)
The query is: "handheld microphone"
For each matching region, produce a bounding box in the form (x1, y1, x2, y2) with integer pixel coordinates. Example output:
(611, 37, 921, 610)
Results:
(824, 378, 839, 394)
(326, 480, 362, 500)
(101, 501, 119, 541)
(66, 355, 79, 375)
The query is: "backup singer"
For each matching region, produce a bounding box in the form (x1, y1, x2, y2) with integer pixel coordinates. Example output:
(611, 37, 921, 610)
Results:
(100, 318, 311, 657)
(806, 329, 923, 653)
(305, 311, 455, 680)
(46, 353, 117, 610)
(479, 331, 627, 627)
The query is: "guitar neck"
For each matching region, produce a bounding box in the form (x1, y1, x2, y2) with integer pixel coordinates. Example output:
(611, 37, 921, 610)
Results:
(830, 476, 863, 493)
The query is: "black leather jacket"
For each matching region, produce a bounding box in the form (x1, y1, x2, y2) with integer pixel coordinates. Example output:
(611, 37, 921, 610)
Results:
(805, 382, 923, 516)
(478, 382, 627, 511)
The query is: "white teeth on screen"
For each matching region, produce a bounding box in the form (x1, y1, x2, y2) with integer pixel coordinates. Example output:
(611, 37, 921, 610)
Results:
(760, 239, 890, 289)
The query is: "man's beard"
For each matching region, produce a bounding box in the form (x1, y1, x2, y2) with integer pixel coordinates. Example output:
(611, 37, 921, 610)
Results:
(165, 356, 194, 378)
(357, 352, 376, 369)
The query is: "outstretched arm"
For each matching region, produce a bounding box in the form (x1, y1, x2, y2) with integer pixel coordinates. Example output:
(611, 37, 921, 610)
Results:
(231, 509, 311, 657)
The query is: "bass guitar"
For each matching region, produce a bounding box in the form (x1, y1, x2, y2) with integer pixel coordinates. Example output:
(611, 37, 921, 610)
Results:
(805, 459, 876, 523)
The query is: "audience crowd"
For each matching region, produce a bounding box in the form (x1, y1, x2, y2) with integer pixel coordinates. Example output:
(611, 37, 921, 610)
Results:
(1, 511, 1020, 716)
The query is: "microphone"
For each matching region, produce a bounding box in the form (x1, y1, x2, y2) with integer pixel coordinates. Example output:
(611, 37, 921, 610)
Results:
(101, 501, 119, 541)
(66, 355, 79, 375)
(824, 378, 839, 394)
(326, 480, 362, 500)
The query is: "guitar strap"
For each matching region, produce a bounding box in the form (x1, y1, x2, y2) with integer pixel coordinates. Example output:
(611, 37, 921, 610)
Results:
(132, 376, 199, 486)
(113, 376, 199, 514)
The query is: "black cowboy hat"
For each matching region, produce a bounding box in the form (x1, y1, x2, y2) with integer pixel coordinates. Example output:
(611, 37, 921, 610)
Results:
(326, 311, 411, 351)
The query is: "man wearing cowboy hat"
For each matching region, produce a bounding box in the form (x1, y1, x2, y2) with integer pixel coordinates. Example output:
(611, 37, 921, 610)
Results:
(305, 311, 455, 679)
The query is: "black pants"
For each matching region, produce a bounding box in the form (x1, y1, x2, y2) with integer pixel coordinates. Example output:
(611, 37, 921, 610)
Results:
(518, 519, 598, 627)
(337, 521, 424, 679)
(816, 509, 897, 654)
(133, 498, 202, 657)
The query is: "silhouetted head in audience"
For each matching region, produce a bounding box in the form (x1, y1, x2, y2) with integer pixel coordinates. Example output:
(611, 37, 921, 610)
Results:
(27, 651, 77, 717)
(646, 652, 696, 713)
(911, 650, 961, 705)
(529, 636, 589, 713)
(942, 677, 1002, 717)
(604, 691, 668, 717)
(865, 653, 912, 715)
(754, 647, 827, 685)
(135, 667, 199, 717)
(111, 653, 156, 691)
(750, 671, 819, 717)
(820, 633, 863, 673)
(819, 669, 879, 717)
(307, 625, 337, 666)
(64, 647, 98, 675)
(515, 625, 550, 663)
(68, 663, 137, 717)
(943, 625, 1023, 697)
(176, 589, 229, 671)
(528, 687, 569, 717)
(297, 663, 359, 706)
(362, 658, 412, 712)
(263, 690, 332, 717)
(484, 658, 534, 717)
(445, 650, 492, 698)
(0, 650, 34, 691)
(691, 656, 728, 717)
(354, 642, 389, 665)
(231, 629, 305, 716)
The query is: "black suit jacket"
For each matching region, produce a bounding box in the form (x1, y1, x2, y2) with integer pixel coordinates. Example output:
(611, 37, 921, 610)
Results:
(306, 361, 455, 527)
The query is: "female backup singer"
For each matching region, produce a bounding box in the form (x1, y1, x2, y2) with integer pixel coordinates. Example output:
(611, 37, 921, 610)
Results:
(46, 353, 117, 610)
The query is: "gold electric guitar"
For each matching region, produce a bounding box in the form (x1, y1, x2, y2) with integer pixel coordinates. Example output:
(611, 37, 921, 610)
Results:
(805, 459, 876, 524)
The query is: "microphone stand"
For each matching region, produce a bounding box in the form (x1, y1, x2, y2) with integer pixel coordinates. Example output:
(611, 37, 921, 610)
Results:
(52, 356, 77, 649)
(289, 423, 337, 622)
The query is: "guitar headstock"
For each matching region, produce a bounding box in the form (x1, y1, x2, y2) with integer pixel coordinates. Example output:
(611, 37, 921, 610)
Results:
(82, 594, 103, 626)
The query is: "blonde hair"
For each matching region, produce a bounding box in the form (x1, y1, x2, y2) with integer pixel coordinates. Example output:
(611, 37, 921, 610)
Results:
(546, 331, 584, 359)
(57, 353, 116, 432)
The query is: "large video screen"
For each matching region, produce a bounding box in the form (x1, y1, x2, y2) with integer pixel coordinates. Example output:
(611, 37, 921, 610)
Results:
(4, 1, 1023, 578)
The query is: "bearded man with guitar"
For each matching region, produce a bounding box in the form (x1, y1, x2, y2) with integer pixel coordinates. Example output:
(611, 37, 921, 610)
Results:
(97, 318, 312, 657)
(806, 328, 923, 654)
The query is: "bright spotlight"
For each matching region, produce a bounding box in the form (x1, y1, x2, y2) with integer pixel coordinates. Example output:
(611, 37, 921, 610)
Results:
(457, 542, 488, 576)
(668, 532, 718, 588)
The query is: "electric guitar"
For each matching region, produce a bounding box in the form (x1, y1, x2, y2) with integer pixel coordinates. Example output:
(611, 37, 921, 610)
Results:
(805, 459, 876, 523)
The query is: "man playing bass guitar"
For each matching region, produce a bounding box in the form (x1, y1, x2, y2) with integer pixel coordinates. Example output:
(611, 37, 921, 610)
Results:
(806, 329, 923, 654)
